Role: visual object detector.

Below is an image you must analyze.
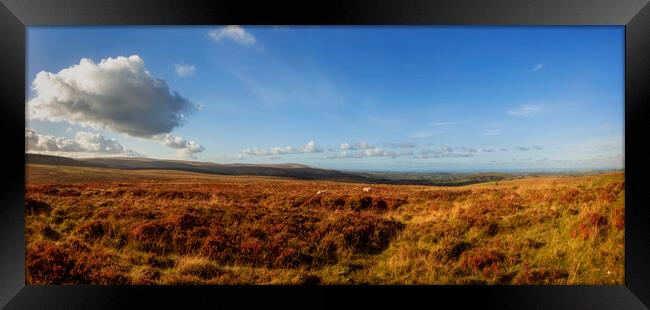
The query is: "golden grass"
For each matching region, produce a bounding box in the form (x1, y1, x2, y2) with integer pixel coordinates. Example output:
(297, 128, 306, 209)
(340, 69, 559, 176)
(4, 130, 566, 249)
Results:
(25, 164, 624, 284)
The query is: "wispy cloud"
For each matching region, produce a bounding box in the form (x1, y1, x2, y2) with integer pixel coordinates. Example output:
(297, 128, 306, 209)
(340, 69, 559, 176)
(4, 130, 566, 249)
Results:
(515, 145, 543, 151)
(415, 146, 477, 159)
(482, 129, 501, 136)
(231, 72, 285, 107)
(429, 120, 468, 127)
(208, 26, 257, 46)
(507, 104, 542, 116)
(574, 136, 623, 151)
(241, 140, 322, 157)
(409, 120, 468, 139)
(226, 64, 343, 110)
(532, 63, 544, 71)
(407, 130, 445, 139)
(382, 142, 416, 149)
(174, 63, 196, 77)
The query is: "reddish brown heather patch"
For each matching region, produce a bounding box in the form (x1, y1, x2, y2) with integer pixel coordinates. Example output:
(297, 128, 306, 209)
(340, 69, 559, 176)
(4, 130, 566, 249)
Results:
(458, 198, 518, 229)
(155, 190, 213, 200)
(196, 210, 403, 268)
(316, 195, 345, 209)
(129, 220, 174, 253)
(321, 213, 405, 253)
(344, 196, 374, 211)
(40, 224, 62, 241)
(76, 219, 107, 241)
(458, 195, 526, 227)
(200, 230, 234, 263)
(128, 189, 148, 198)
(93, 208, 111, 219)
(270, 193, 406, 212)
(458, 203, 497, 227)
(612, 208, 624, 231)
(26, 240, 130, 285)
(571, 212, 609, 240)
(27, 240, 88, 284)
(43, 188, 60, 195)
(239, 238, 263, 255)
(113, 205, 162, 221)
(460, 248, 506, 272)
(548, 186, 615, 206)
(104, 189, 128, 198)
(59, 189, 82, 197)
(25, 198, 52, 214)
(166, 211, 207, 230)
(171, 226, 211, 255)
(601, 181, 624, 201)
(66, 236, 91, 253)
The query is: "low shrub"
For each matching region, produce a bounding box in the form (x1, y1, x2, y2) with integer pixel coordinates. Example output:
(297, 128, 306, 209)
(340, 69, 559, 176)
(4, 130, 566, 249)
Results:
(460, 248, 506, 272)
(25, 198, 51, 214)
(513, 265, 569, 284)
(77, 220, 107, 241)
(26, 240, 88, 284)
(436, 236, 471, 262)
(571, 212, 609, 240)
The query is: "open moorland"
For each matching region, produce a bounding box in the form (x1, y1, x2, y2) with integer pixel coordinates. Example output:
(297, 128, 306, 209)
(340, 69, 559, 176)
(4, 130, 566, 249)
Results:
(25, 163, 624, 285)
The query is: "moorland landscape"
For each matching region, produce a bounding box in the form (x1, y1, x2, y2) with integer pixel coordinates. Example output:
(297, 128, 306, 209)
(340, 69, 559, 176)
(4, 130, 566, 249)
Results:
(25, 155, 624, 285)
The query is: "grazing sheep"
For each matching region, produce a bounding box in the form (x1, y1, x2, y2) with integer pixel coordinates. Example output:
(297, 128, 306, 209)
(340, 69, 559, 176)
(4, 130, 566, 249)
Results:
(316, 190, 329, 195)
(363, 187, 372, 192)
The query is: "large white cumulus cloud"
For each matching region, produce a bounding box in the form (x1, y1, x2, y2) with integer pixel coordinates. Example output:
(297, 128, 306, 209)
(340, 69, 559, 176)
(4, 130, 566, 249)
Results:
(26, 128, 140, 156)
(28, 55, 197, 138)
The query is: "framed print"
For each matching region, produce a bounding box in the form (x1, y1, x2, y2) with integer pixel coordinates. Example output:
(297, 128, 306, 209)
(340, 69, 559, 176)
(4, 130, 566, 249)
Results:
(1, 0, 649, 309)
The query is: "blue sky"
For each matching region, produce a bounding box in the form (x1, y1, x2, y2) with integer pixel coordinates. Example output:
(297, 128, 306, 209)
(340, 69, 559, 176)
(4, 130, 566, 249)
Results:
(26, 26, 624, 171)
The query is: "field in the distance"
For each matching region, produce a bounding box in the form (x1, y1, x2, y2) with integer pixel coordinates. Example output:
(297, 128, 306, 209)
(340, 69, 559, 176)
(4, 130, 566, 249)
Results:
(25, 164, 624, 284)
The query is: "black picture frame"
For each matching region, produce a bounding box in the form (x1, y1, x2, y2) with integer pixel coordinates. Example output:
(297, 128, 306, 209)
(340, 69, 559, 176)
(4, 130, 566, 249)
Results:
(1, 0, 649, 309)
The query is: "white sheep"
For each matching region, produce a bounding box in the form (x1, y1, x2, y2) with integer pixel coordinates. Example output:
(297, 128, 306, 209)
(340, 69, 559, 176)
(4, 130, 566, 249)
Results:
(316, 190, 329, 195)
(363, 187, 372, 192)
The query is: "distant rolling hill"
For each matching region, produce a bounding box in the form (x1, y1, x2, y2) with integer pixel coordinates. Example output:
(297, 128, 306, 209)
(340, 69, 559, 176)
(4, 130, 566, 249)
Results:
(25, 153, 509, 186)
(25, 153, 112, 168)
(26, 153, 376, 183)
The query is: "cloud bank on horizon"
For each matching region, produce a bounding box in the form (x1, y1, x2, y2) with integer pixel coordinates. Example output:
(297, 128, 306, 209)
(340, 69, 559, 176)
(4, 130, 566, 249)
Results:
(26, 128, 141, 157)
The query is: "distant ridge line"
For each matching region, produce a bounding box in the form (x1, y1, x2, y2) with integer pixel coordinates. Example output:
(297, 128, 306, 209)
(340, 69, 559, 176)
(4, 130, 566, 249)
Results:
(25, 153, 510, 186)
